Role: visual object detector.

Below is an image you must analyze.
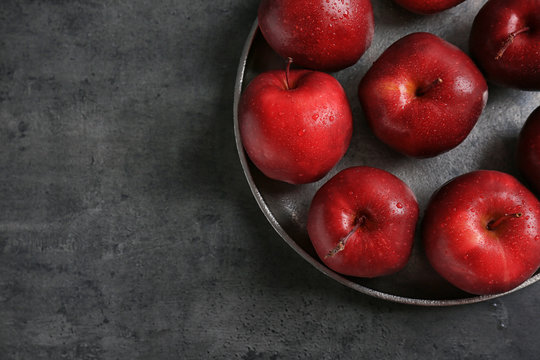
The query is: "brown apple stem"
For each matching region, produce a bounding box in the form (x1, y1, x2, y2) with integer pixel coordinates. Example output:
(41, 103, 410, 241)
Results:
(416, 78, 443, 97)
(325, 215, 366, 259)
(495, 27, 530, 60)
(487, 213, 522, 230)
(285, 57, 293, 90)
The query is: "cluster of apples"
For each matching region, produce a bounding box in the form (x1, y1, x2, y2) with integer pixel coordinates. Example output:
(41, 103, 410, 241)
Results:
(238, 0, 540, 296)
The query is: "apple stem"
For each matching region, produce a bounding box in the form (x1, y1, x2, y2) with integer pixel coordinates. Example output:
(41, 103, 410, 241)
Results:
(495, 27, 530, 60)
(416, 78, 443, 97)
(325, 215, 366, 259)
(285, 57, 293, 90)
(487, 213, 522, 230)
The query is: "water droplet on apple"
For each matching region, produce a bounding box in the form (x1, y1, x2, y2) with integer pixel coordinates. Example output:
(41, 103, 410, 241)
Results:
(312, 113, 319, 120)
(396, 202, 403, 209)
(329, 115, 335, 122)
(297, 129, 306, 136)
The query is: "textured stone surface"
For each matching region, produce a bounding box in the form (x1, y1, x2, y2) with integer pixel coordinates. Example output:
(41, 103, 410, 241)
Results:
(1, 0, 540, 359)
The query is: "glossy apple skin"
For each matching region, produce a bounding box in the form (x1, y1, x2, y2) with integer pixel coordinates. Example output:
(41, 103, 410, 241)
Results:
(518, 106, 540, 194)
(238, 70, 352, 184)
(307, 166, 419, 278)
(393, 0, 466, 14)
(358, 32, 488, 158)
(469, 0, 540, 90)
(258, 0, 374, 72)
(423, 170, 540, 295)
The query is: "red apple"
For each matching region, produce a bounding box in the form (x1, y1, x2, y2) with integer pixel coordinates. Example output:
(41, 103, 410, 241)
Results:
(258, 0, 374, 72)
(518, 106, 540, 194)
(307, 166, 419, 277)
(238, 62, 353, 184)
(393, 0, 467, 14)
(358, 32, 488, 158)
(469, 0, 540, 90)
(423, 170, 540, 295)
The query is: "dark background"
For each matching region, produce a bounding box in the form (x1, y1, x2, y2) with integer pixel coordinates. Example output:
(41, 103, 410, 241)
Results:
(1, 0, 539, 359)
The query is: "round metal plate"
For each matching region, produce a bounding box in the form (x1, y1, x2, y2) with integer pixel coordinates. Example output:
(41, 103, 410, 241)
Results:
(233, 6, 540, 306)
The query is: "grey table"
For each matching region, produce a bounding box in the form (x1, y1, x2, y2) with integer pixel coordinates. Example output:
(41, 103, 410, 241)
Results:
(1, 0, 539, 359)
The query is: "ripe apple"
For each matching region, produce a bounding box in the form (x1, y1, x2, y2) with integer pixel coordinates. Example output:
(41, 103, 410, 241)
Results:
(307, 166, 419, 278)
(393, 0, 467, 14)
(238, 61, 353, 184)
(469, 0, 540, 90)
(423, 170, 540, 295)
(518, 106, 540, 194)
(358, 32, 488, 158)
(258, 0, 374, 72)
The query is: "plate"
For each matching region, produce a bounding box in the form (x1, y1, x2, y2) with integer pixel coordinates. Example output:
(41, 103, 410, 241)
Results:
(233, 5, 540, 306)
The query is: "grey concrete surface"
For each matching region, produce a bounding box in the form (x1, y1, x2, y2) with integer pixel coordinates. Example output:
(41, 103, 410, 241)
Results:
(1, 0, 540, 359)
